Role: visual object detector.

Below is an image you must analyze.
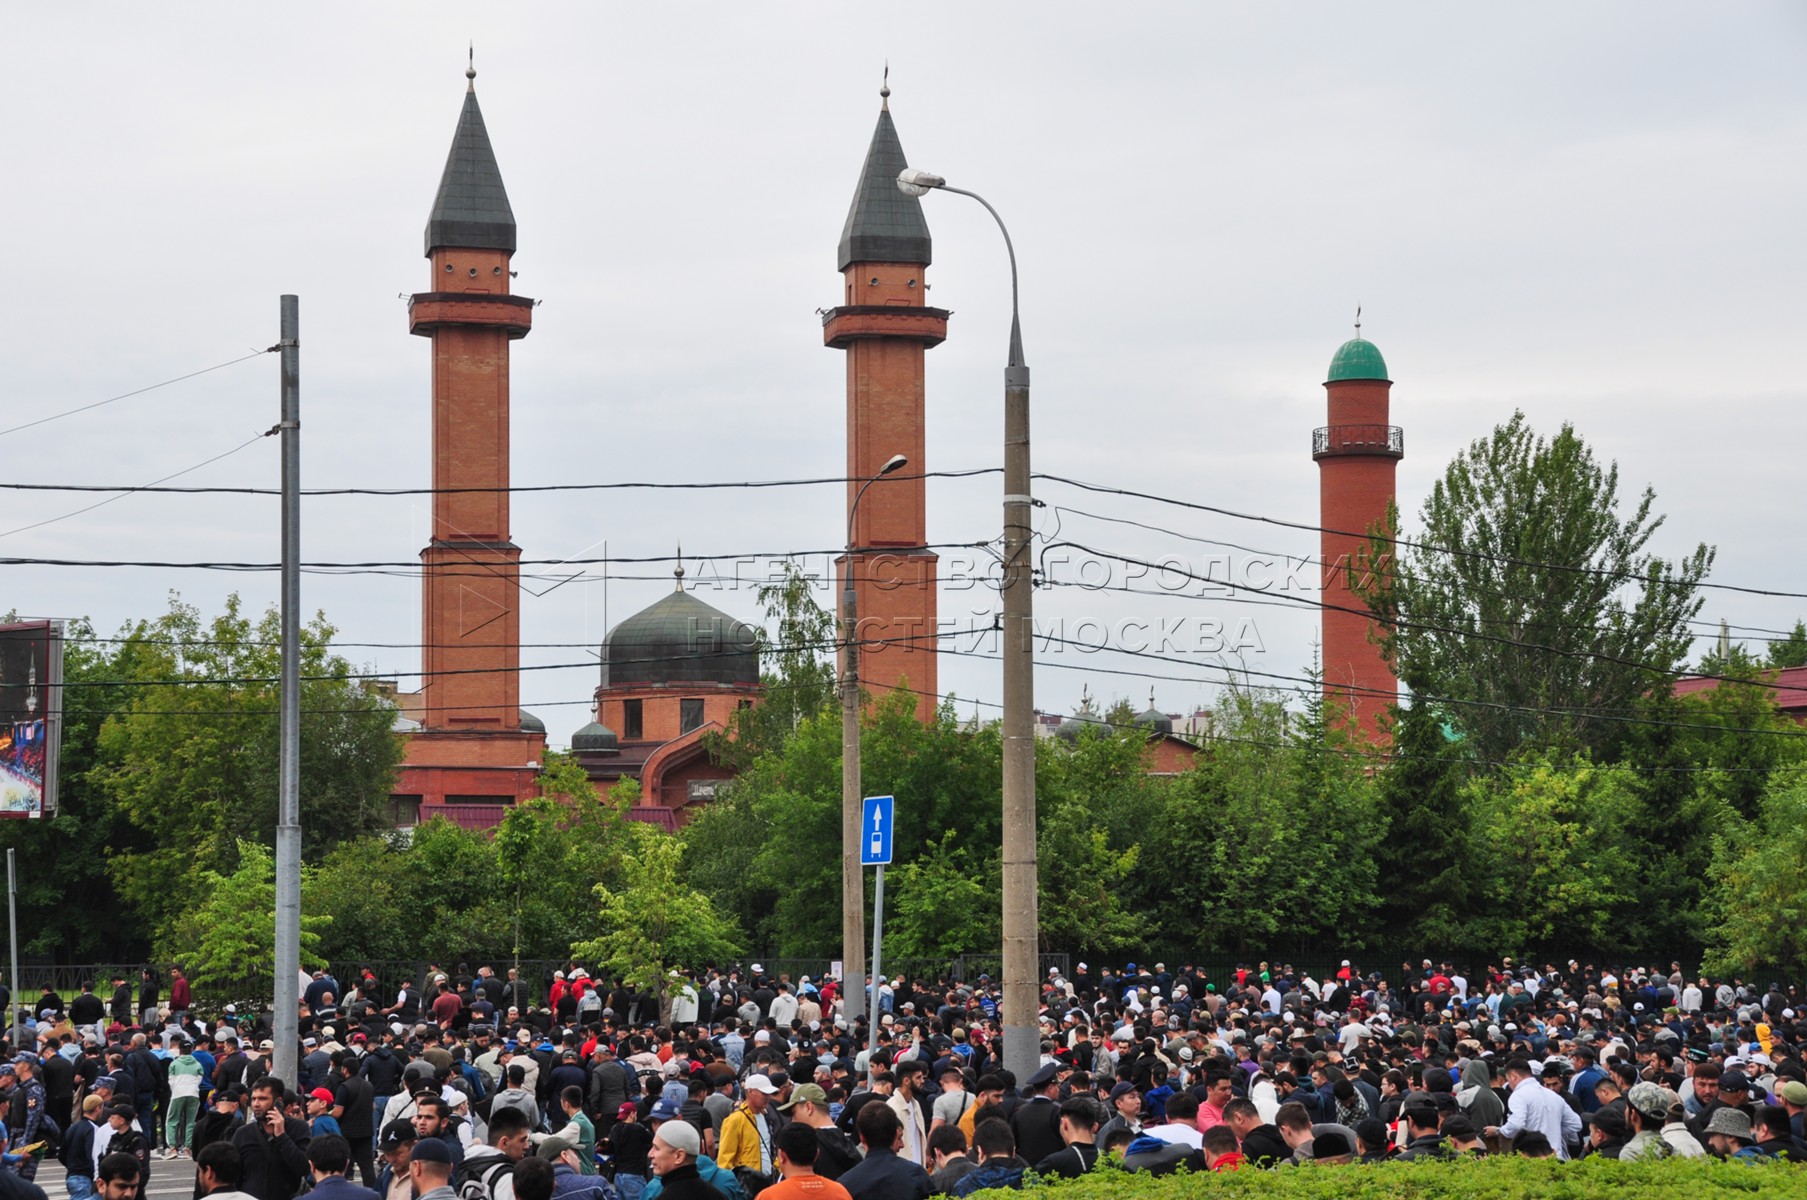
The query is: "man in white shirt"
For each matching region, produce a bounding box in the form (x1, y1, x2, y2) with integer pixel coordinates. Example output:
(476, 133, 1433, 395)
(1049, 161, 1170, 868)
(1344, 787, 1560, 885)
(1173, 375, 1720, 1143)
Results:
(1487, 1058, 1581, 1160)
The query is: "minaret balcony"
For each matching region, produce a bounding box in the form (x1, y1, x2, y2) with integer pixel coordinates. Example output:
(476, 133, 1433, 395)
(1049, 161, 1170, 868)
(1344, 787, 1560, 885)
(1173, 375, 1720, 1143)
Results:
(1313, 424, 1404, 460)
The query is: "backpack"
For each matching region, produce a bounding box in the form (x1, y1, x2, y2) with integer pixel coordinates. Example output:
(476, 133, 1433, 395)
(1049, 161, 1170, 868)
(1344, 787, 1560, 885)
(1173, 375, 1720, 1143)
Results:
(455, 1155, 515, 1200)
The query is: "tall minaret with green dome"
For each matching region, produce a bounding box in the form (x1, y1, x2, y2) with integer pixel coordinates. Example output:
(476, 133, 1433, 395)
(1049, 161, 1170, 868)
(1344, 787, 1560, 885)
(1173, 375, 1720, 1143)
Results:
(1312, 327, 1402, 742)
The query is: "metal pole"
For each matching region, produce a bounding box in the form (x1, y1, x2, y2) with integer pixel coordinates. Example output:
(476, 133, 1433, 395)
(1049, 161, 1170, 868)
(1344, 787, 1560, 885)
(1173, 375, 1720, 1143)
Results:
(272, 294, 302, 1088)
(7, 850, 19, 1041)
(841, 570, 865, 1027)
(868, 862, 885, 1068)
(933, 184, 1038, 1087)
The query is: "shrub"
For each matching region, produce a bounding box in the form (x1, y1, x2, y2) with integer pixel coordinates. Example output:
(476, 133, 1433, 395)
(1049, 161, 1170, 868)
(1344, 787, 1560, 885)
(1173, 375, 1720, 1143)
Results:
(1017, 1155, 1803, 1200)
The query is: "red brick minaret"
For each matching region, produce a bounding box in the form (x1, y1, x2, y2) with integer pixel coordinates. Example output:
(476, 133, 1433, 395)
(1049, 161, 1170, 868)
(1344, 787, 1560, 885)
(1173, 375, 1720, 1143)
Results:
(396, 63, 544, 813)
(1314, 329, 1401, 742)
(822, 86, 948, 721)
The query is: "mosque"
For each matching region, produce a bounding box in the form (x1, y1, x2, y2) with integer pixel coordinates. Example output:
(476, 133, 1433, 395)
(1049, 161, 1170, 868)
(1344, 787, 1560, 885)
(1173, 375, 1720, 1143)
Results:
(389, 68, 1398, 830)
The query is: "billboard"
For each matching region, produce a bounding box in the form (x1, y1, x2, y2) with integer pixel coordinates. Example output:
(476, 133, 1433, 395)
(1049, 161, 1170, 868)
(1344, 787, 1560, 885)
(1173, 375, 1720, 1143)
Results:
(0, 621, 62, 818)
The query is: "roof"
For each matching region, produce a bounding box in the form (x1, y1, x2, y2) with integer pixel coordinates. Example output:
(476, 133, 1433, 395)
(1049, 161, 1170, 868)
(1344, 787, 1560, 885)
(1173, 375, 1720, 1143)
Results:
(1135, 706, 1174, 736)
(603, 589, 760, 690)
(837, 106, 932, 270)
(424, 84, 517, 256)
(1672, 665, 1807, 715)
(518, 709, 545, 734)
(1326, 337, 1390, 384)
(570, 720, 619, 753)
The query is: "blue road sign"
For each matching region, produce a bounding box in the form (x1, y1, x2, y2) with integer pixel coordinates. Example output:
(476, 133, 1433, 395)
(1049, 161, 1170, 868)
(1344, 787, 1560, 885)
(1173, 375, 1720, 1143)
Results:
(862, 794, 894, 866)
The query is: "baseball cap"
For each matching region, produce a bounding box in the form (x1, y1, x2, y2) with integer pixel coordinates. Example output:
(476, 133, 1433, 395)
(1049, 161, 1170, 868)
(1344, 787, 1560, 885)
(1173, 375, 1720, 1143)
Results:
(536, 1137, 575, 1161)
(1779, 1080, 1807, 1107)
(1720, 1069, 1752, 1093)
(1108, 1081, 1138, 1102)
(744, 1074, 780, 1095)
(617, 1102, 638, 1121)
(779, 1083, 827, 1111)
(649, 1100, 682, 1122)
(1626, 1082, 1671, 1120)
(378, 1120, 416, 1152)
(410, 1136, 454, 1165)
(309, 1088, 336, 1104)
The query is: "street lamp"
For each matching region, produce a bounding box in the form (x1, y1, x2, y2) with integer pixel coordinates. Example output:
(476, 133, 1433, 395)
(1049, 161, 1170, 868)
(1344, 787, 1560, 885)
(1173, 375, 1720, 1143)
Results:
(843, 451, 908, 1030)
(898, 166, 1038, 1087)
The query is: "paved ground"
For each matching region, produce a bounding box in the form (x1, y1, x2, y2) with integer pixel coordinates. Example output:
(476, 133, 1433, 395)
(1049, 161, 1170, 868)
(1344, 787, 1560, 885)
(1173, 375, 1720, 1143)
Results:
(141, 1157, 195, 1200)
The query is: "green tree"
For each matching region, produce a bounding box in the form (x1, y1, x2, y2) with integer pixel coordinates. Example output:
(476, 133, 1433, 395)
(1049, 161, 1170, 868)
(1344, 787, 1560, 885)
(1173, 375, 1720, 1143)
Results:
(884, 832, 997, 959)
(1467, 754, 1640, 949)
(571, 829, 744, 1019)
(710, 558, 837, 767)
(0, 618, 142, 957)
(1374, 700, 1483, 946)
(1767, 620, 1807, 670)
(94, 594, 403, 941)
(166, 839, 330, 995)
(1358, 412, 1713, 764)
(1704, 771, 1807, 978)
(1139, 686, 1379, 952)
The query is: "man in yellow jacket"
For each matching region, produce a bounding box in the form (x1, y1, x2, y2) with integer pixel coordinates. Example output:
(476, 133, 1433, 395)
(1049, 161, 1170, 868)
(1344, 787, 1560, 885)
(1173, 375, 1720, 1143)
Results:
(717, 1075, 781, 1175)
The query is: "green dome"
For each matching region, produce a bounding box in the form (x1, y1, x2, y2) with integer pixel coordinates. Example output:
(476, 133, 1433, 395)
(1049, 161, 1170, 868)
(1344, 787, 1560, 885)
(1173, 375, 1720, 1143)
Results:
(1326, 338, 1390, 383)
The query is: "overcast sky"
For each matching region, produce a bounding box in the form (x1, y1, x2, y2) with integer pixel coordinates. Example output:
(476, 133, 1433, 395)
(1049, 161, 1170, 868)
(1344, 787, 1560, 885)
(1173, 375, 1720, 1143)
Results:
(6, 3, 1805, 744)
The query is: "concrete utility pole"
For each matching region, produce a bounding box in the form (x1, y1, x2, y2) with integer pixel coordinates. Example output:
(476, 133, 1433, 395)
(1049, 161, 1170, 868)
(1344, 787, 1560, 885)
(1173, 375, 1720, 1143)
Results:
(897, 169, 1038, 1084)
(271, 294, 302, 1088)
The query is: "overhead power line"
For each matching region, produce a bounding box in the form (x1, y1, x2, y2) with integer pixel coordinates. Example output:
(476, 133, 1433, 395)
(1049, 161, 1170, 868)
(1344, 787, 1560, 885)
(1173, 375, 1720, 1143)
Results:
(0, 348, 275, 438)
(1034, 472, 1807, 602)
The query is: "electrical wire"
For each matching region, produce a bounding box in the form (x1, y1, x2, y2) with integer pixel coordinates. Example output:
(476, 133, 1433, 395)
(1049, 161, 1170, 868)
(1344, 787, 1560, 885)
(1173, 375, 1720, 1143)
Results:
(0, 468, 1001, 497)
(1040, 538, 1798, 701)
(1034, 472, 1807, 602)
(0, 348, 275, 438)
(0, 430, 274, 541)
(1045, 502, 1803, 647)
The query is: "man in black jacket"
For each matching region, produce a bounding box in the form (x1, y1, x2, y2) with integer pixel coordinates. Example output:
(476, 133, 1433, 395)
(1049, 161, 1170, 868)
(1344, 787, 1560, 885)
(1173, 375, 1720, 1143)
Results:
(332, 1056, 376, 1189)
(70, 985, 106, 1038)
(230, 1081, 309, 1200)
(1007, 1065, 1063, 1170)
(1225, 1099, 1288, 1168)
(838, 1102, 931, 1200)
(108, 979, 132, 1029)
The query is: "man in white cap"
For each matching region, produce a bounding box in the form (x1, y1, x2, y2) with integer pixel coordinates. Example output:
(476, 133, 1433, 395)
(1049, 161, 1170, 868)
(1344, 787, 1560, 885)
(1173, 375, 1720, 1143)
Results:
(718, 1075, 779, 1175)
(648, 1116, 713, 1200)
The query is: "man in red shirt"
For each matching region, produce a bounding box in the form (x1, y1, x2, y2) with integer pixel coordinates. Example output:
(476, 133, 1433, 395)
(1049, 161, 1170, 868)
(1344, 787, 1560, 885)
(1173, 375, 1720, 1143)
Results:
(429, 983, 462, 1030)
(1202, 1125, 1243, 1171)
(171, 968, 194, 1021)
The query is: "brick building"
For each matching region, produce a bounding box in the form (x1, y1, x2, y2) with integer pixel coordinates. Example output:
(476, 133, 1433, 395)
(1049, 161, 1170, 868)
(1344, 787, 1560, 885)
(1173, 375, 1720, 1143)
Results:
(567, 567, 764, 829)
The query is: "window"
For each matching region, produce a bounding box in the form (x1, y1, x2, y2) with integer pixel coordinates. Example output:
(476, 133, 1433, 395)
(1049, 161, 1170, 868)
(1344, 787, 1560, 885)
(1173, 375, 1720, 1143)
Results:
(680, 698, 705, 735)
(390, 796, 421, 827)
(446, 795, 512, 806)
(623, 699, 643, 740)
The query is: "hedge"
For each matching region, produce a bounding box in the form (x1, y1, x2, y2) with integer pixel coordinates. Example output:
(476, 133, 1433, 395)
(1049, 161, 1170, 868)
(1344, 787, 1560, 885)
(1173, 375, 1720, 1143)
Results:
(1020, 1156, 1804, 1199)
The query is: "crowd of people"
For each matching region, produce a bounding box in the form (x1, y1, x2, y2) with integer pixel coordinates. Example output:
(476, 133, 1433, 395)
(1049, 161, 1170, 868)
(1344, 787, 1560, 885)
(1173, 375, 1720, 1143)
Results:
(0, 956, 1801, 1200)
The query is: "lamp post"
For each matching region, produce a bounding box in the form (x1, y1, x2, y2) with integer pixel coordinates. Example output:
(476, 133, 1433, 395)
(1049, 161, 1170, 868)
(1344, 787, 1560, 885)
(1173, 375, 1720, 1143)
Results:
(843, 451, 908, 1030)
(898, 168, 1037, 1086)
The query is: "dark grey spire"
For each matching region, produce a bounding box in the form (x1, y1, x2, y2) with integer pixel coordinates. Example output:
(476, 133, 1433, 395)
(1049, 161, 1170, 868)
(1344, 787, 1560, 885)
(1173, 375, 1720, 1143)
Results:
(423, 81, 517, 257)
(837, 104, 932, 270)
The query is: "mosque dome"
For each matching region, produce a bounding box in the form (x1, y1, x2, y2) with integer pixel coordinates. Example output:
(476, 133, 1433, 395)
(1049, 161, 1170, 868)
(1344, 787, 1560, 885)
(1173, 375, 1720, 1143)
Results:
(1135, 705, 1174, 737)
(1056, 690, 1106, 742)
(1326, 337, 1390, 383)
(570, 720, 619, 754)
(603, 583, 760, 690)
(519, 709, 546, 735)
